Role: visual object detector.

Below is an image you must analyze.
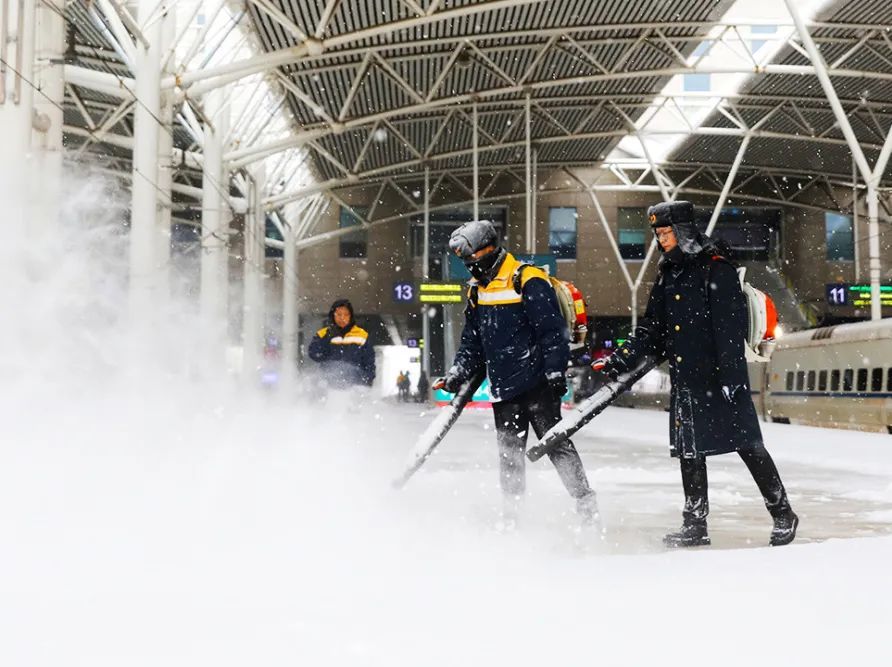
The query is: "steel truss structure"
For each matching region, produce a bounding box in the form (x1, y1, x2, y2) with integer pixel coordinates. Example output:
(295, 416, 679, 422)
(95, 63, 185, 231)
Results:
(4, 0, 892, 367)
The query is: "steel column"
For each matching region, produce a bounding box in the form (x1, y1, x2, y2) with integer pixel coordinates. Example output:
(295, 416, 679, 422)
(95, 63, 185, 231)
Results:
(853, 156, 860, 282)
(282, 204, 300, 382)
(1, 0, 36, 217)
(31, 0, 65, 227)
(422, 166, 431, 381)
(866, 184, 883, 321)
(128, 0, 164, 329)
(524, 93, 531, 253)
(532, 146, 538, 254)
(155, 3, 176, 306)
(201, 88, 231, 351)
(472, 101, 479, 221)
(243, 164, 266, 378)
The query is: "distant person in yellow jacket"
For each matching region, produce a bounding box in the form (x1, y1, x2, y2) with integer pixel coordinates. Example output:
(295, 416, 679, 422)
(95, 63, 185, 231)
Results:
(308, 299, 375, 388)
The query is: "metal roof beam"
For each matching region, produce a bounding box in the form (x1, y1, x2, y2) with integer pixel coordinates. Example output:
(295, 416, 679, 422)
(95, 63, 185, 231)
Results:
(230, 63, 892, 164)
(172, 0, 548, 90)
(785, 0, 872, 184)
(248, 0, 309, 43)
(263, 124, 892, 208)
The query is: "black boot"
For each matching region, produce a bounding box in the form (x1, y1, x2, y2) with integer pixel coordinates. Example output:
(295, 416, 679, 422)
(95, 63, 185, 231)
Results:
(770, 510, 799, 546)
(663, 522, 710, 547)
(666, 456, 710, 547)
(575, 491, 600, 528)
(738, 447, 797, 546)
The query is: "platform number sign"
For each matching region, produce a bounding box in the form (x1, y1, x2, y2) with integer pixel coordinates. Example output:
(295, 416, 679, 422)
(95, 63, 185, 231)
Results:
(826, 284, 848, 306)
(393, 281, 415, 303)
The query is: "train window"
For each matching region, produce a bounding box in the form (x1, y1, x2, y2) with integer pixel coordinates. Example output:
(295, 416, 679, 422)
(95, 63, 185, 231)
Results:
(796, 371, 805, 391)
(857, 368, 868, 392)
(871, 368, 883, 392)
(843, 369, 853, 392)
(786, 371, 794, 391)
(831, 370, 840, 391)
(807, 371, 816, 391)
(888, 369, 892, 392)
(818, 370, 828, 392)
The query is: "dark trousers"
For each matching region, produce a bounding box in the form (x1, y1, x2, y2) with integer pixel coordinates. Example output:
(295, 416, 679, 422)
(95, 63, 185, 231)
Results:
(491, 381, 593, 500)
(680, 446, 792, 525)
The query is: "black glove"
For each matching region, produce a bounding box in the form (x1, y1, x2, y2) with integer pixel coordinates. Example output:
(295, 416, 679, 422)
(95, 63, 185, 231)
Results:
(592, 352, 628, 380)
(721, 385, 743, 403)
(546, 371, 567, 399)
(433, 369, 463, 394)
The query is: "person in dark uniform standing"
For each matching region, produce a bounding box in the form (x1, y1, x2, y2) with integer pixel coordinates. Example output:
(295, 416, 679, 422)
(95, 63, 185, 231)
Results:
(594, 201, 798, 547)
(416, 370, 429, 403)
(308, 298, 376, 389)
(433, 221, 597, 527)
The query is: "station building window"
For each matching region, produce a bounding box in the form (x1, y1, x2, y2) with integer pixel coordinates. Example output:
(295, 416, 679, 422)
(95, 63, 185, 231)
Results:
(785, 371, 794, 391)
(825, 212, 854, 261)
(618, 207, 648, 259)
(818, 370, 828, 392)
(339, 206, 368, 258)
(843, 369, 854, 392)
(831, 369, 841, 392)
(857, 368, 868, 392)
(548, 207, 577, 259)
(871, 368, 883, 392)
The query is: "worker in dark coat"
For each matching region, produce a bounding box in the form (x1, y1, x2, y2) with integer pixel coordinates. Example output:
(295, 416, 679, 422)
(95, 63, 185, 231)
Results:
(595, 201, 798, 547)
(308, 298, 376, 389)
(433, 220, 597, 529)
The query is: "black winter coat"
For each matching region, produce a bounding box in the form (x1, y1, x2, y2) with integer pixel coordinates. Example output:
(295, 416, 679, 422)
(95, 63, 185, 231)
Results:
(620, 249, 764, 458)
(452, 252, 569, 401)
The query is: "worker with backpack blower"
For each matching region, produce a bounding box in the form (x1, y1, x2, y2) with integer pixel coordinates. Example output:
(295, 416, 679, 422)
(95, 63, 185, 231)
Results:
(433, 220, 598, 530)
(593, 201, 798, 547)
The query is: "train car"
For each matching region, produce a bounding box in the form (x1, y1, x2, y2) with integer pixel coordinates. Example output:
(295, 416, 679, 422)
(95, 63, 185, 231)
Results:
(762, 319, 892, 433)
(597, 319, 892, 434)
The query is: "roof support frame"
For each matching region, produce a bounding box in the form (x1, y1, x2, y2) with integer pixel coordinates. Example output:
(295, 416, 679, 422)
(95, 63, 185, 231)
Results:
(248, 0, 309, 43)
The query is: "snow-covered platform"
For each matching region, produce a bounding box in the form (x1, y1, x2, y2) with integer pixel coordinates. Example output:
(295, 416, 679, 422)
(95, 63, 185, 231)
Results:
(3, 396, 891, 666)
(400, 404, 892, 552)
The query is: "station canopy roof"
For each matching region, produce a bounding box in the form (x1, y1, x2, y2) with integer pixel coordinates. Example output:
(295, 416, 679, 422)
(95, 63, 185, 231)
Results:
(62, 0, 892, 226)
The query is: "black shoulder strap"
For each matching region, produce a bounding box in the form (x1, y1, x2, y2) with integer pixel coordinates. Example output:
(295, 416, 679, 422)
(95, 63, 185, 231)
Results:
(512, 263, 534, 294)
(699, 254, 737, 301)
(469, 284, 479, 307)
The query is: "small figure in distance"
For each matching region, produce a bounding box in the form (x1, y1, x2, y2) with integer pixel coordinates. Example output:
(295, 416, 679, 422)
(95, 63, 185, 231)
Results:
(415, 370, 429, 403)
